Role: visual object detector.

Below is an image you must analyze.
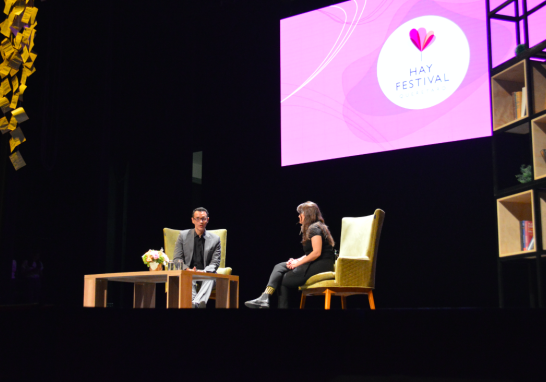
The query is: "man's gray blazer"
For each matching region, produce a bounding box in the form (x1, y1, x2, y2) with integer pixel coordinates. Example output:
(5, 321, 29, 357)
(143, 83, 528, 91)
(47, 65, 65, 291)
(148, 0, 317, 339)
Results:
(172, 229, 221, 273)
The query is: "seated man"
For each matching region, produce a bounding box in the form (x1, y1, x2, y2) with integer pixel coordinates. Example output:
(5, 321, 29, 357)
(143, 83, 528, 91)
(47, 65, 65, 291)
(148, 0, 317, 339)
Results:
(173, 207, 221, 308)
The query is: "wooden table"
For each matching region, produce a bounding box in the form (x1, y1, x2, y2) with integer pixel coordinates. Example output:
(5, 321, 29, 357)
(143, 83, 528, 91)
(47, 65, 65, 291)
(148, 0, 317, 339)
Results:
(84, 271, 239, 309)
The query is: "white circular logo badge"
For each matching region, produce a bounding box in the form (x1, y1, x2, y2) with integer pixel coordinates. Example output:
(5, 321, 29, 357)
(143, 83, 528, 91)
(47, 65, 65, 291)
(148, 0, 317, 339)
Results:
(377, 15, 470, 110)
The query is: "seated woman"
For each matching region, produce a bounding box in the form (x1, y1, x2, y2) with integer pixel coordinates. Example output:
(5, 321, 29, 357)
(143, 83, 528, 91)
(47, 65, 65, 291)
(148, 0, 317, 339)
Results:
(245, 201, 335, 309)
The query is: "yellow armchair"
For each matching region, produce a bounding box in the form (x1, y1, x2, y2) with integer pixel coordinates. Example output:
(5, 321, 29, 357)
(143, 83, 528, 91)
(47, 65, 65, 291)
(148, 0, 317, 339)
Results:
(163, 228, 232, 299)
(163, 227, 231, 274)
(299, 209, 385, 310)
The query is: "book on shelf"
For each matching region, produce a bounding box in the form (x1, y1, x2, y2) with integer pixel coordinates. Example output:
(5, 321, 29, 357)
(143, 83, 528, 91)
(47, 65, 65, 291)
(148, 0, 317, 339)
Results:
(521, 220, 533, 251)
(513, 91, 522, 119)
(521, 220, 525, 250)
(528, 237, 535, 251)
(521, 87, 527, 117)
(512, 88, 527, 119)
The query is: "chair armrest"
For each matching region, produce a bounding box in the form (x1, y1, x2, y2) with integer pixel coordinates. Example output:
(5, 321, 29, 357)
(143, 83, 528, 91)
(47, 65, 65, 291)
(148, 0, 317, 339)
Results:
(217, 267, 232, 275)
(335, 257, 371, 287)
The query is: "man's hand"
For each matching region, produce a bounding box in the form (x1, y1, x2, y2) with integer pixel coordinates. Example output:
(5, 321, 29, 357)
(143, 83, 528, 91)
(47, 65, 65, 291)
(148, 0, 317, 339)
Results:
(186, 267, 205, 272)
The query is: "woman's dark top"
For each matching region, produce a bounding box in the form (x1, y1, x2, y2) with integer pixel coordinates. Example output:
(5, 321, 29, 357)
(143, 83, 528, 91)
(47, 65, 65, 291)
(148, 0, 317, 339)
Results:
(303, 222, 335, 264)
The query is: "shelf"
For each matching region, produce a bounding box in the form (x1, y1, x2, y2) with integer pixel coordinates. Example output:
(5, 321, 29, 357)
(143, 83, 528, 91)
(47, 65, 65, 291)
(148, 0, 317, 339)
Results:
(495, 180, 546, 199)
(491, 39, 546, 75)
(531, 61, 546, 115)
(499, 253, 546, 261)
(497, 190, 536, 257)
(493, 122, 531, 190)
(532, 114, 546, 179)
(492, 61, 528, 131)
(489, 1, 546, 307)
(492, 116, 531, 135)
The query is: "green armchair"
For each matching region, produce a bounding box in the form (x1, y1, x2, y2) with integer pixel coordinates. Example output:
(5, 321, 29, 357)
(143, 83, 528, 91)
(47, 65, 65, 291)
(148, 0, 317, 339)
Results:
(299, 209, 385, 310)
(163, 228, 232, 300)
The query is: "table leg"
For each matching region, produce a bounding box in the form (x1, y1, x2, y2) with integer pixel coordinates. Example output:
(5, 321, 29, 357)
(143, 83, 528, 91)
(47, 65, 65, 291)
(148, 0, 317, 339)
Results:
(229, 280, 239, 309)
(167, 275, 179, 309)
(179, 273, 193, 309)
(134, 283, 156, 308)
(215, 278, 230, 308)
(83, 278, 108, 308)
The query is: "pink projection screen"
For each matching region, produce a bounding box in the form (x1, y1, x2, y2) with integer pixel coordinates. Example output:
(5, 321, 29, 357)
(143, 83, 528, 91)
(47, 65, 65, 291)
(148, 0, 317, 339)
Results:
(281, 0, 494, 166)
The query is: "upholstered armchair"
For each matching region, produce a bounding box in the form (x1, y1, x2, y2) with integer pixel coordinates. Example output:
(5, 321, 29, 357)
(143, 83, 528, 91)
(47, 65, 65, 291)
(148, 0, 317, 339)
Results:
(163, 228, 232, 299)
(299, 209, 385, 310)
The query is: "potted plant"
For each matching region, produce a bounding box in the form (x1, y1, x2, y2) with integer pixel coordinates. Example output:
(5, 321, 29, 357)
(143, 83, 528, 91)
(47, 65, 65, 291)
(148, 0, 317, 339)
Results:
(516, 164, 532, 184)
(142, 248, 169, 271)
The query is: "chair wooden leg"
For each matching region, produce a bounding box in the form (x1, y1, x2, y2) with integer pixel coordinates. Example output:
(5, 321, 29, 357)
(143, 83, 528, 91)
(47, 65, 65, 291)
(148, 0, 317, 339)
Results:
(324, 289, 333, 310)
(300, 293, 306, 309)
(368, 290, 375, 310)
(341, 296, 347, 310)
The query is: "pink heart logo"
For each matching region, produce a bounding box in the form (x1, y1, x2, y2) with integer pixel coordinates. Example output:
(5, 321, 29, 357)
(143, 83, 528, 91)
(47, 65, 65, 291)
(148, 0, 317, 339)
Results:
(409, 28, 436, 60)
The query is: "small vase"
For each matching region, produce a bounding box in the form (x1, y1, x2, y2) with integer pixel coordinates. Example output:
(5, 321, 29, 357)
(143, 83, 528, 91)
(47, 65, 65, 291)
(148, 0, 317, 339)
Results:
(149, 262, 163, 271)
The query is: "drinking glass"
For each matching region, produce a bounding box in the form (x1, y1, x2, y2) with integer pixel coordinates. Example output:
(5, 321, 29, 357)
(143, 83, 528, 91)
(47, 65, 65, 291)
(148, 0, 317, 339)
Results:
(167, 261, 174, 271)
(174, 259, 183, 271)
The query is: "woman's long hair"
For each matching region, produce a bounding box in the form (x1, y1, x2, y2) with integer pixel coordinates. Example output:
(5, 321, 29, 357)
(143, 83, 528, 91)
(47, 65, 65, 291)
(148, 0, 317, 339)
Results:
(297, 201, 335, 247)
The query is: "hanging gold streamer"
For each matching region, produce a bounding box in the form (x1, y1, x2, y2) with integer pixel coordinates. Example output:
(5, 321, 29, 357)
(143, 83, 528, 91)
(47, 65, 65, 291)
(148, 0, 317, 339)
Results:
(0, 0, 37, 170)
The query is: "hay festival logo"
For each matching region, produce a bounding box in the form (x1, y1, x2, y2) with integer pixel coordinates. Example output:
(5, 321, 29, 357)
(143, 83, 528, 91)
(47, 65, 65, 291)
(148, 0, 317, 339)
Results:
(409, 28, 436, 61)
(377, 16, 470, 110)
(397, 27, 449, 92)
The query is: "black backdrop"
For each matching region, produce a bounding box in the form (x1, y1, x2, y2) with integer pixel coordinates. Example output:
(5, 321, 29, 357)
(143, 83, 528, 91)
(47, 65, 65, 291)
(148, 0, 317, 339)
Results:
(0, 0, 533, 309)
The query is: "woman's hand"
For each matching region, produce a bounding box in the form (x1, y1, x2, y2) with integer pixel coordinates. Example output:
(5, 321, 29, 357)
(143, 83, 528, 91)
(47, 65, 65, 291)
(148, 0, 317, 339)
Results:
(287, 259, 299, 269)
(288, 237, 323, 270)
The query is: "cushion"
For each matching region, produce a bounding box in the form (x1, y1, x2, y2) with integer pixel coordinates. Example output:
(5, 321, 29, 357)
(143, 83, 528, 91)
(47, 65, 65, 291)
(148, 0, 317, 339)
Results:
(299, 279, 339, 290)
(339, 215, 375, 259)
(303, 271, 335, 286)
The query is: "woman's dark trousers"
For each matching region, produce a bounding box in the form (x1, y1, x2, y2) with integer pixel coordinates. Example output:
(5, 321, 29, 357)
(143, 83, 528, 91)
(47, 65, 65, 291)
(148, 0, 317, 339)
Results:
(267, 260, 332, 308)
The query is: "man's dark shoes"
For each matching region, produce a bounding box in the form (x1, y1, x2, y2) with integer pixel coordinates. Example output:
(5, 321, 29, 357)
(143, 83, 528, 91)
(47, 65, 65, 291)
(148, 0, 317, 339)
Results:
(244, 293, 270, 309)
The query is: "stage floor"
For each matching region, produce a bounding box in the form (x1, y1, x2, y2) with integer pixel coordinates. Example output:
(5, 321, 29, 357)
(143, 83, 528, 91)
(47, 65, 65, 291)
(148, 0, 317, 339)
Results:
(2, 306, 545, 382)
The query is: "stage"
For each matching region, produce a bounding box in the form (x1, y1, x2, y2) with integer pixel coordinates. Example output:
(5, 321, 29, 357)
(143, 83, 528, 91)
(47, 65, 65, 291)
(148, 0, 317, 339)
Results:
(1, 1, 546, 381)
(3, 306, 545, 382)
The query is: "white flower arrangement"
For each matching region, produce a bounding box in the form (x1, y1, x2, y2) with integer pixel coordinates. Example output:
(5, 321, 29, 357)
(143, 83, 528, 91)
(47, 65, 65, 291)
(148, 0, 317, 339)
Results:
(142, 248, 169, 269)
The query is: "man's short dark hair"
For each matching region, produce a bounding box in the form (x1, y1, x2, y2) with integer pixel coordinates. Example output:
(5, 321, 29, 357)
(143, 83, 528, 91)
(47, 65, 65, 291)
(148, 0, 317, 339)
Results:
(192, 207, 209, 218)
